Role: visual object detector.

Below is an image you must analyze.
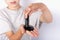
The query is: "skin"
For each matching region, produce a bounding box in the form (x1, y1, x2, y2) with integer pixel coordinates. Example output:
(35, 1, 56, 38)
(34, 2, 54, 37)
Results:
(4, 0, 52, 40)
(24, 4, 52, 39)
(4, 0, 39, 40)
(24, 3, 52, 23)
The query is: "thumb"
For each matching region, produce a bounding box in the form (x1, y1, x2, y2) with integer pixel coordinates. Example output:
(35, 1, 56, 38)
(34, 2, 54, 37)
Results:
(20, 25, 26, 34)
(24, 7, 31, 18)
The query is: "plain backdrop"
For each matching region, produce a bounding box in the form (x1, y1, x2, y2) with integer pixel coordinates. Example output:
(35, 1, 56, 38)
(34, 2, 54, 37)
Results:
(0, 0, 60, 40)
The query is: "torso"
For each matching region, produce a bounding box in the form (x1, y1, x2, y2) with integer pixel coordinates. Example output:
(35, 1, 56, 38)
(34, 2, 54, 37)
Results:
(0, 7, 42, 40)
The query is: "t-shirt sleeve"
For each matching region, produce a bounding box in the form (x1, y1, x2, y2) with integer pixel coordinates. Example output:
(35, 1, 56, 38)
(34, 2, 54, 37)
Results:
(35, 10, 42, 29)
(0, 11, 12, 34)
(30, 10, 43, 40)
(30, 10, 42, 29)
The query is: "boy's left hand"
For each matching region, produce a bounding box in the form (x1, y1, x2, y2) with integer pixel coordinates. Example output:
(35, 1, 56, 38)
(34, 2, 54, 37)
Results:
(23, 3, 41, 18)
(26, 27, 39, 37)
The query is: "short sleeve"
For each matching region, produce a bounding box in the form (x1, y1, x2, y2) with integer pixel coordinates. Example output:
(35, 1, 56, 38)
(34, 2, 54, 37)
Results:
(30, 10, 43, 40)
(29, 10, 42, 29)
(0, 11, 12, 34)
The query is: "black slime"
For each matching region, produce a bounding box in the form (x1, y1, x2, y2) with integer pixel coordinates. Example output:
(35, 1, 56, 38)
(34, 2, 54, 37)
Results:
(24, 15, 34, 31)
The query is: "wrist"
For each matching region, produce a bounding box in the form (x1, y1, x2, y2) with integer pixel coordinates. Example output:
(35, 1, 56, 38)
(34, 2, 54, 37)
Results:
(19, 26, 26, 35)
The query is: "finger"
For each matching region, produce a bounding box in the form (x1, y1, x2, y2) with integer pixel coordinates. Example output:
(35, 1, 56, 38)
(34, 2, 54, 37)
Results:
(20, 25, 26, 34)
(24, 8, 31, 18)
(27, 7, 32, 15)
(26, 31, 35, 37)
(33, 27, 38, 32)
(32, 27, 39, 37)
(33, 29, 39, 37)
(26, 7, 31, 15)
(30, 31, 38, 37)
(23, 10, 28, 18)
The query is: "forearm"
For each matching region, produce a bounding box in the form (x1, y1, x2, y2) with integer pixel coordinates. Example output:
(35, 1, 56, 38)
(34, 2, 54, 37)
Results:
(39, 3, 52, 23)
(6, 26, 24, 40)
(42, 10, 52, 23)
(9, 29, 23, 40)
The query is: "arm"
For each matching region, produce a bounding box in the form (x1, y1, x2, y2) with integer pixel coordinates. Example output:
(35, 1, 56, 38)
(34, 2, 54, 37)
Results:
(5, 24, 39, 40)
(39, 3, 52, 23)
(5, 25, 25, 40)
(25, 3, 53, 23)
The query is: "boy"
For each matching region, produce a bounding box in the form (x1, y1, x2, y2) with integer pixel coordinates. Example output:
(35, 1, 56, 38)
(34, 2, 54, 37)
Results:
(0, 0, 52, 40)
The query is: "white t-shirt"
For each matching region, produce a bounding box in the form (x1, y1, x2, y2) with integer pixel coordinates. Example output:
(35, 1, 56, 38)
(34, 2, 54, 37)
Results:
(0, 7, 42, 40)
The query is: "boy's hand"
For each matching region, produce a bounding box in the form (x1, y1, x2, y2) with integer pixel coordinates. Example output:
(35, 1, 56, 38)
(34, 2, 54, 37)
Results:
(20, 25, 39, 37)
(26, 27, 39, 37)
(23, 3, 42, 18)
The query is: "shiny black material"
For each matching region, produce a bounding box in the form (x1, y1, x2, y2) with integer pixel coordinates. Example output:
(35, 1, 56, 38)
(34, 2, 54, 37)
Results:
(24, 15, 34, 31)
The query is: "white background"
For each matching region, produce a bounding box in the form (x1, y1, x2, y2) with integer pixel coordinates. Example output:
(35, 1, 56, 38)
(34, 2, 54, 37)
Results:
(0, 0, 60, 40)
